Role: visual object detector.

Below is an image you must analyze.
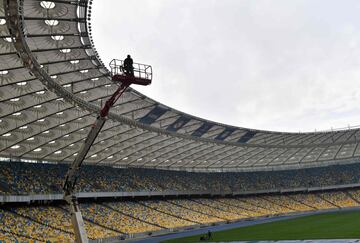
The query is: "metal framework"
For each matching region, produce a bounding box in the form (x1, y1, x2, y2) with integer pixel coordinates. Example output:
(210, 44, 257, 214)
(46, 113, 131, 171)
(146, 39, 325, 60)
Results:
(1, 0, 360, 176)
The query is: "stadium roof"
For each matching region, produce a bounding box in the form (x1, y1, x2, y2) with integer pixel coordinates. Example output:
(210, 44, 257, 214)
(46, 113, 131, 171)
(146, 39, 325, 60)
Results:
(1, 0, 360, 172)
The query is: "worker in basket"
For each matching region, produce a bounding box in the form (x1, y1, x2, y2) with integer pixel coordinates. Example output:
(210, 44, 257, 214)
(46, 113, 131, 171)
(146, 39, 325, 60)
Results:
(123, 54, 134, 77)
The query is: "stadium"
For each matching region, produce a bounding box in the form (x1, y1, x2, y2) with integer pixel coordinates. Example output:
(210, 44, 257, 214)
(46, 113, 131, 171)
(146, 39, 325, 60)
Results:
(2, 0, 360, 242)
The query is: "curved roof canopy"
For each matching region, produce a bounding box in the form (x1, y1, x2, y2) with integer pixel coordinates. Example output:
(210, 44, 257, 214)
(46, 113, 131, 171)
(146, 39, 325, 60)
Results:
(1, 0, 360, 172)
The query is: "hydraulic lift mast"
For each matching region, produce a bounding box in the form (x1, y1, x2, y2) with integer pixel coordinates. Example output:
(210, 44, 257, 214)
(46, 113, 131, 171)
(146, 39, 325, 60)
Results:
(63, 59, 152, 243)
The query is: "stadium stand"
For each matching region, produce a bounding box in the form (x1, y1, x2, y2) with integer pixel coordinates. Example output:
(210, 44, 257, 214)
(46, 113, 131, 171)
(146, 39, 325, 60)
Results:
(1, 161, 360, 195)
(0, 190, 360, 241)
(1, 160, 360, 241)
(3, 0, 360, 242)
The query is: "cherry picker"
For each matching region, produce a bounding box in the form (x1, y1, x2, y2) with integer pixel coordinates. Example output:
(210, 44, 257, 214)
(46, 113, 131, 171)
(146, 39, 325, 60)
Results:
(63, 59, 152, 242)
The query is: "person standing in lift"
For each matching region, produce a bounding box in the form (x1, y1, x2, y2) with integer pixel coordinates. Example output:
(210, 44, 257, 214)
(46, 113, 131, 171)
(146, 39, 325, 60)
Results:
(124, 55, 134, 77)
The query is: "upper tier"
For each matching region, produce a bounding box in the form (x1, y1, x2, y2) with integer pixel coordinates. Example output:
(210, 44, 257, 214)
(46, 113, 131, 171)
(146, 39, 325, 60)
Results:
(0, 0, 359, 172)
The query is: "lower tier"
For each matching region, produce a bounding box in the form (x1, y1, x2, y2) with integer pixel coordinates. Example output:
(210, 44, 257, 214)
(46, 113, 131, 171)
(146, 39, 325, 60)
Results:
(2, 188, 360, 242)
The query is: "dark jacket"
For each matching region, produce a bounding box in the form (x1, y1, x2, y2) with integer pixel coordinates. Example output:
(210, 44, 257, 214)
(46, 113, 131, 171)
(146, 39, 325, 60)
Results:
(124, 57, 133, 68)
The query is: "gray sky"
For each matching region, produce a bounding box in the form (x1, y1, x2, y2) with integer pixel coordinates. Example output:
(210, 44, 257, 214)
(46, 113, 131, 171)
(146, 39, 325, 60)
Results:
(92, 0, 360, 132)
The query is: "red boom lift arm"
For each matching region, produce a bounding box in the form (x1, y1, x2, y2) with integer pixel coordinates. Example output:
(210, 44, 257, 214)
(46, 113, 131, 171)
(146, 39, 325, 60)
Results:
(63, 59, 152, 243)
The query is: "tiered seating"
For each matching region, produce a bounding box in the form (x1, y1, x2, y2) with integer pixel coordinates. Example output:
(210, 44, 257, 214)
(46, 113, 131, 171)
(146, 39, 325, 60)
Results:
(216, 198, 261, 217)
(106, 201, 191, 229)
(192, 198, 248, 219)
(0, 208, 72, 242)
(14, 206, 73, 234)
(0, 230, 30, 242)
(141, 200, 220, 224)
(0, 190, 360, 241)
(289, 193, 336, 210)
(2, 160, 360, 241)
(173, 199, 240, 221)
(83, 222, 119, 240)
(265, 195, 313, 212)
(319, 191, 359, 208)
(2, 161, 360, 195)
(6, 205, 119, 240)
(80, 203, 158, 234)
(237, 197, 281, 215)
(260, 195, 296, 214)
(347, 189, 360, 202)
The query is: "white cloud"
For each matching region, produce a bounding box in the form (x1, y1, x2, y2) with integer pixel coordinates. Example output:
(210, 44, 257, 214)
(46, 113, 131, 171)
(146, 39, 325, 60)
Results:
(92, 0, 360, 132)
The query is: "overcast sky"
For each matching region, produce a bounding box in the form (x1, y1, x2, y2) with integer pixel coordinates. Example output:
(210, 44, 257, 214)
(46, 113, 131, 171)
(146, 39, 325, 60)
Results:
(92, 0, 360, 132)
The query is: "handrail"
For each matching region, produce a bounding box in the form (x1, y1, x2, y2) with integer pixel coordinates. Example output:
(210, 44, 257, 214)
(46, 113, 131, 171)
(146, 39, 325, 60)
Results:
(109, 59, 153, 81)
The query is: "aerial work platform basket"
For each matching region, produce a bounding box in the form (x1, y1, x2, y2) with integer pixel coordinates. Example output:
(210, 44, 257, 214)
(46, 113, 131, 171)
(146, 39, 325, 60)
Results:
(109, 59, 152, 86)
